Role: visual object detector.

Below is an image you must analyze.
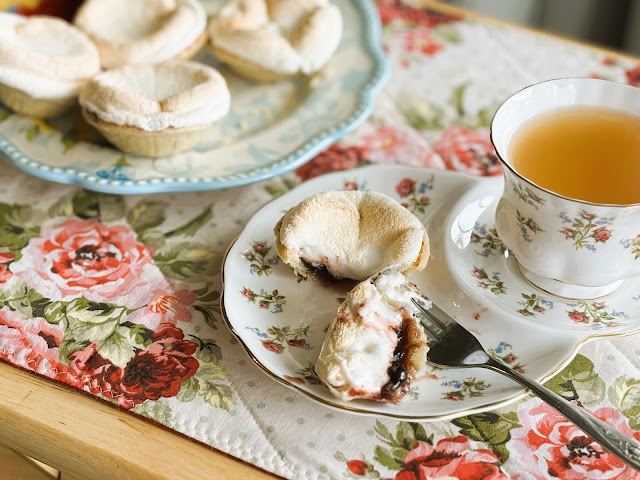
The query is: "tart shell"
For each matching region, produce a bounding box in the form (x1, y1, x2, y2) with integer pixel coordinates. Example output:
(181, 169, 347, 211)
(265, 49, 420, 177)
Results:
(0, 83, 76, 118)
(83, 109, 209, 157)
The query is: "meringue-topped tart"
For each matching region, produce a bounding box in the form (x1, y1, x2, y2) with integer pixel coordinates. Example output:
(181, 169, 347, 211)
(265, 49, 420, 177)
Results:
(208, 0, 343, 81)
(315, 269, 430, 403)
(0, 13, 100, 117)
(274, 190, 430, 281)
(73, 0, 207, 69)
(79, 61, 230, 157)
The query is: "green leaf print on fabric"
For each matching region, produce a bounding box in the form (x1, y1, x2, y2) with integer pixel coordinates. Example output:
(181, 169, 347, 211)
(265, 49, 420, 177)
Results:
(42, 301, 67, 324)
(192, 287, 221, 330)
(71, 190, 125, 222)
(65, 298, 126, 343)
(608, 375, 640, 430)
(126, 200, 168, 236)
(0, 280, 47, 319)
(47, 195, 75, 218)
(164, 205, 213, 238)
(190, 335, 223, 364)
(176, 377, 200, 402)
(451, 411, 521, 463)
(131, 400, 175, 428)
(199, 381, 234, 411)
(544, 354, 605, 407)
(397, 94, 446, 130)
(58, 298, 128, 363)
(373, 421, 433, 470)
(154, 242, 220, 282)
(0, 203, 41, 260)
(96, 328, 135, 368)
(120, 321, 154, 348)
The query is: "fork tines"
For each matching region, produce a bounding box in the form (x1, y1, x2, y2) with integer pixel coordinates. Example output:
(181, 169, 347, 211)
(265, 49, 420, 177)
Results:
(411, 298, 454, 343)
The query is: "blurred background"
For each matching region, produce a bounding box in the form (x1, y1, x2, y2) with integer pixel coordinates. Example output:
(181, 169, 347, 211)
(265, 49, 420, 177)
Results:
(441, 0, 640, 55)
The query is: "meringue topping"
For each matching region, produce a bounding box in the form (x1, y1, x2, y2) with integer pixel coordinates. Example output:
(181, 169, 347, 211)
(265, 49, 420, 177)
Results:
(0, 13, 100, 99)
(79, 61, 231, 131)
(274, 190, 430, 281)
(208, 0, 343, 77)
(73, 0, 207, 69)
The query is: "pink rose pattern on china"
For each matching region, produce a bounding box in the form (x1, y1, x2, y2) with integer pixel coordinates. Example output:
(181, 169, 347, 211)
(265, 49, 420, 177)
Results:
(394, 175, 433, 214)
(558, 210, 614, 252)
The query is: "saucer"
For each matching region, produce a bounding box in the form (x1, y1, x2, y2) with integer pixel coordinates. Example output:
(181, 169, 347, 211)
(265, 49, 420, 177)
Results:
(221, 165, 640, 420)
(447, 178, 640, 334)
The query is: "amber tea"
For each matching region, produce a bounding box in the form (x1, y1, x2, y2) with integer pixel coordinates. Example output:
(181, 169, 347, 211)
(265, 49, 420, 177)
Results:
(509, 106, 640, 205)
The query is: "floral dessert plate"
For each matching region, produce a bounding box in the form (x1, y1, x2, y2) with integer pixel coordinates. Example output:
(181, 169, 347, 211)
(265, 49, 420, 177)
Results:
(221, 165, 640, 420)
(0, 0, 387, 194)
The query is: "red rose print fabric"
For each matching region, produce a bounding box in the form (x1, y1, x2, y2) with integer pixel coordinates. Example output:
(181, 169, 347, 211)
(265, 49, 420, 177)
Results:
(10, 218, 152, 303)
(508, 398, 640, 480)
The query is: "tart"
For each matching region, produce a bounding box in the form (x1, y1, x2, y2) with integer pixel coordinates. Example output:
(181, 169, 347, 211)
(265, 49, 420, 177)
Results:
(274, 190, 430, 281)
(0, 13, 100, 118)
(315, 269, 430, 402)
(73, 0, 208, 69)
(79, 61, 230, 157)
(207, 0, 343, 81)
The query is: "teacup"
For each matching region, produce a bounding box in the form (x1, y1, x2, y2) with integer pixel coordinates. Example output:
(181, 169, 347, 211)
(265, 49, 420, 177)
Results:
(491, 78, 640, 299)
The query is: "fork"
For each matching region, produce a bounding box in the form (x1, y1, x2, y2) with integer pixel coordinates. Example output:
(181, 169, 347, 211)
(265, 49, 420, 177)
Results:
(411, 298, 640, 471)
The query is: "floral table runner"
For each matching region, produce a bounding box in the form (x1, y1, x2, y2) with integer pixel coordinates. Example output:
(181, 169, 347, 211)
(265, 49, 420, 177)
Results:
(2, 1, 640, 479)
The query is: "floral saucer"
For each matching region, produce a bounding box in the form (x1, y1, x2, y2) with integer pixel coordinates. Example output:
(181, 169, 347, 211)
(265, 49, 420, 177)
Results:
(221, 165, 640, 420)
(0, 0, 387, 194)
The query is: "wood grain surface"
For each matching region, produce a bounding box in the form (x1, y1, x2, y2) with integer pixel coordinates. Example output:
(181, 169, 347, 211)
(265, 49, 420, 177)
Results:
(0, 361, 277, 479)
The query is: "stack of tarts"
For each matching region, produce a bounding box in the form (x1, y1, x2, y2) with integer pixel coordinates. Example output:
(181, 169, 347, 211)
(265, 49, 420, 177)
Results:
(0, 0, 343, 157)
(274, 190, 434, 404)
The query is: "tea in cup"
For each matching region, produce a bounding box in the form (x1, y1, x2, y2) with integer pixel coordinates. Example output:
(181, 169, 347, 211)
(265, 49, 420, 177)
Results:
(491, 78, 640, 299)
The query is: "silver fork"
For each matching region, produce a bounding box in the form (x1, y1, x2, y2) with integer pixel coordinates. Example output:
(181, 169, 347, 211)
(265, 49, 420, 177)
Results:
(411, 298, 640, 472)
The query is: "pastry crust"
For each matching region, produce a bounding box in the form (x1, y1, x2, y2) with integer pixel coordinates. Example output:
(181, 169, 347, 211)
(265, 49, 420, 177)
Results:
(0, 83, 77, 118)
(207, 0, 342, 81)
(274, 190, 430, 281)
(83, 109, 209, 157)
(315, 269, 429, 402)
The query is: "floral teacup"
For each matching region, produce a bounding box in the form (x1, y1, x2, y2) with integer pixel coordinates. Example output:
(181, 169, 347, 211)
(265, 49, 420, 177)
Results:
(491, 78, 640, 299)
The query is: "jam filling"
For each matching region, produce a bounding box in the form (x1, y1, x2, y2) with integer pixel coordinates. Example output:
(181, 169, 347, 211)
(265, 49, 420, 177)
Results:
(301, 259, 357, 289)
(380, 316, 412, 401)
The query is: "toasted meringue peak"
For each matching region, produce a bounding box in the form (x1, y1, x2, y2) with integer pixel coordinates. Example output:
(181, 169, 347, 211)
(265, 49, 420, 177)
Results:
(208, 0, 342, 78)
(79, 61, 230, 131)
(0, 13, 100, 99)
(315, 269, 430, 402)
(73, 0, 206, 69)
(274, 190, 430, 281)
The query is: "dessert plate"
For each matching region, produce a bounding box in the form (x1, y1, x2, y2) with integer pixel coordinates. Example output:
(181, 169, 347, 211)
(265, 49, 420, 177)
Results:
(222, 165, 640, 420)
(0, 0, 387, 194)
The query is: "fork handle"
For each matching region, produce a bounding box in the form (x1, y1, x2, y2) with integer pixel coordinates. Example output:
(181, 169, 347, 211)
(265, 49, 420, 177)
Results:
(485, 357, 640, 472)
